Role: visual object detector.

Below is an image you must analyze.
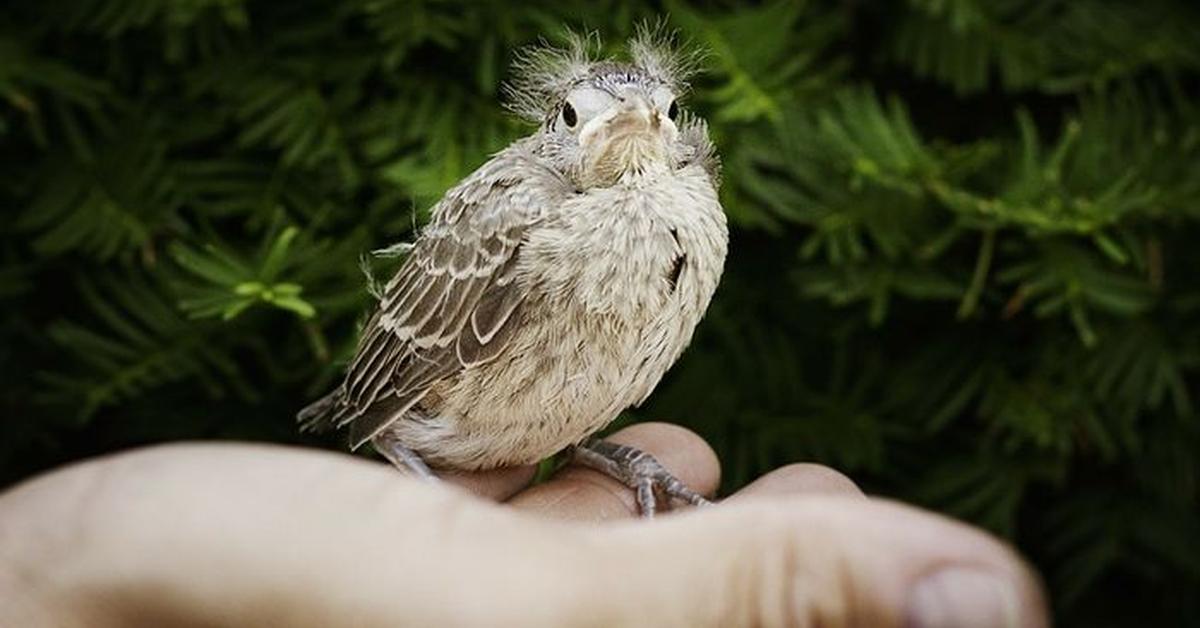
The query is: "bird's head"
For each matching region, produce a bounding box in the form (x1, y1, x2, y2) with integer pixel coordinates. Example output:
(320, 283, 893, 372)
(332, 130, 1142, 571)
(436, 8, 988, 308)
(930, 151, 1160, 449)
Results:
(504, 27, 718, 189)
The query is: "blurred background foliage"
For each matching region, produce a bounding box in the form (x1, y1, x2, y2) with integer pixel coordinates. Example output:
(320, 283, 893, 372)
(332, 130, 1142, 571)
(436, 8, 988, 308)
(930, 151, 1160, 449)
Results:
(2, 1, 1199, 624)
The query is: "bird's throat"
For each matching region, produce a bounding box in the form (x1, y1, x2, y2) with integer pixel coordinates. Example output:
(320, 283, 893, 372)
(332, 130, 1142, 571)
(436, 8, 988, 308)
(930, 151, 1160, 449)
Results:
(582, 132, 668, 188)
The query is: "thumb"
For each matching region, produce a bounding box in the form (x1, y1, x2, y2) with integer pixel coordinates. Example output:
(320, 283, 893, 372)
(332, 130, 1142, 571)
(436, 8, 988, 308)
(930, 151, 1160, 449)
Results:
(588, 496, 1048, 628)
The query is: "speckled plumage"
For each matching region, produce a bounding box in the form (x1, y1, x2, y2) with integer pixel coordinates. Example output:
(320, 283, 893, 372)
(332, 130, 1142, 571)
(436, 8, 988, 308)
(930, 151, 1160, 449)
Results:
(299, 30, 728, 471)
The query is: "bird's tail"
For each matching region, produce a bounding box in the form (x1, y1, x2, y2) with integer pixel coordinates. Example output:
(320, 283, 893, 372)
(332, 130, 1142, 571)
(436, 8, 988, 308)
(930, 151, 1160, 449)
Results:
(297, 389, 343, 433)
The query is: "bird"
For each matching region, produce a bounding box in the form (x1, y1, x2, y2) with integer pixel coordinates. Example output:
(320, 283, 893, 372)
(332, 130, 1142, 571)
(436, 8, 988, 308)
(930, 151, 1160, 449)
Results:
(298, 28, 727, 517)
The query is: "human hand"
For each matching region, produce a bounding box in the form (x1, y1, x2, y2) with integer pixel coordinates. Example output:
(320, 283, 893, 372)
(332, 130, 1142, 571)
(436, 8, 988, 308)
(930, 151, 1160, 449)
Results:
(0, 422, 1048, 627)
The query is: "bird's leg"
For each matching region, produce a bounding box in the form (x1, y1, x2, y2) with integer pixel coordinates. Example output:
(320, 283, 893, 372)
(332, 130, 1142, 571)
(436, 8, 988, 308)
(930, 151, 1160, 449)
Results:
(571, 438, 711, 519)
(371, 432, 439, 481)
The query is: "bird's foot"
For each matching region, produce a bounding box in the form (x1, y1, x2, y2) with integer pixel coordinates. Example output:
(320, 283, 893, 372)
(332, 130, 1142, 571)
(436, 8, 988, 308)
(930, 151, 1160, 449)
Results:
(572, 438, 712, 519)
(372, 433, 439, 481)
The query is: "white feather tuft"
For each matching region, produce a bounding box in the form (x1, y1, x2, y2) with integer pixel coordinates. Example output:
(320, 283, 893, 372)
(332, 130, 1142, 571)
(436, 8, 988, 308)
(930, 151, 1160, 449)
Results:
(503, 30, 600, 123)
(678, 113, 721, 186)
(629, 20, 704, 92)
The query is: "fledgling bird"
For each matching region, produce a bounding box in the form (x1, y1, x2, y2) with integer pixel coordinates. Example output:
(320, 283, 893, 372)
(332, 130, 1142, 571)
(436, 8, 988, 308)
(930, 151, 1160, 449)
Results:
(298, 29, 727, 516)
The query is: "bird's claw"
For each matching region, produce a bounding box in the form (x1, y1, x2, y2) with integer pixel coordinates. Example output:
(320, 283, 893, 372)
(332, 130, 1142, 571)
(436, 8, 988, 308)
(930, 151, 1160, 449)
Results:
(573, 438, 711, 518)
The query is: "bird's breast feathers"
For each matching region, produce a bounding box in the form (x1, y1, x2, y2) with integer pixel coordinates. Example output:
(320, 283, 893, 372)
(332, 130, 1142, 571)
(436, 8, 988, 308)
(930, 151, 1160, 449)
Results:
(520, 163, 728, 320)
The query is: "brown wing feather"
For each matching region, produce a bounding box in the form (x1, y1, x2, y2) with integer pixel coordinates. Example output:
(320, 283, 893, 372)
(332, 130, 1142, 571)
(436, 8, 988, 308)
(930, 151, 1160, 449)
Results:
(303, 147, 560, 449)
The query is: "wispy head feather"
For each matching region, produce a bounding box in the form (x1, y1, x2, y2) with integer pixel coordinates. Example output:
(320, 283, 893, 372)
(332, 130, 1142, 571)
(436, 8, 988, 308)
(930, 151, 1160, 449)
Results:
(503, 31, 600, 123)
(503, 24, 704, 124)
(629, 20, 704, 92)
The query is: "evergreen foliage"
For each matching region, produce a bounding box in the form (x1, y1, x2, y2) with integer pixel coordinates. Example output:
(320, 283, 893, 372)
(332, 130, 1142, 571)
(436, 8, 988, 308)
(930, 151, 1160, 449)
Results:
(3, 1, 1198, 624)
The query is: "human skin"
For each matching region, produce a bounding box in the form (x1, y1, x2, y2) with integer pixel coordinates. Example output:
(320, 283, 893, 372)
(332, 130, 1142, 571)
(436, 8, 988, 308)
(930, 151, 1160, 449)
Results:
(0, 423, 1048, 627)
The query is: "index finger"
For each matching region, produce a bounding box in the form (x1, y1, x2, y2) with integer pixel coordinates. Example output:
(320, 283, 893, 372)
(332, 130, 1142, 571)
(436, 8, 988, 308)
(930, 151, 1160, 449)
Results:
(506, 422, 721, 520)
(441, 464, 538, 501)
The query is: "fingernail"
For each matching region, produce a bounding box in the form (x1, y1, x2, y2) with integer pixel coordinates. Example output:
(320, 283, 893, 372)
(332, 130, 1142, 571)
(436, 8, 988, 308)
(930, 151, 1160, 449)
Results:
(907, 568, 1021, 628)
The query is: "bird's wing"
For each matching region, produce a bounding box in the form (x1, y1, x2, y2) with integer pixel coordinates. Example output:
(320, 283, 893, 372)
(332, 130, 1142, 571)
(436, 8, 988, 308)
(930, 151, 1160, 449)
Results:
(325, 149, 560, 448)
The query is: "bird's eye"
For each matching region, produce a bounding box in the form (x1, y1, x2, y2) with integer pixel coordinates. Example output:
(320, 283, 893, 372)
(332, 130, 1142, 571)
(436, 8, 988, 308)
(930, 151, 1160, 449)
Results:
(667, 100, 679, 121)
(562, 102, 578, 128)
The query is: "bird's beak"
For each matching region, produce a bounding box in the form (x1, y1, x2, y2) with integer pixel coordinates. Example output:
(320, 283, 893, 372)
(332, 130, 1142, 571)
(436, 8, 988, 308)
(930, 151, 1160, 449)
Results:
(577, 92, 671, 187)
(578, 93, 661, 150)
(607, 94, 659, 136)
